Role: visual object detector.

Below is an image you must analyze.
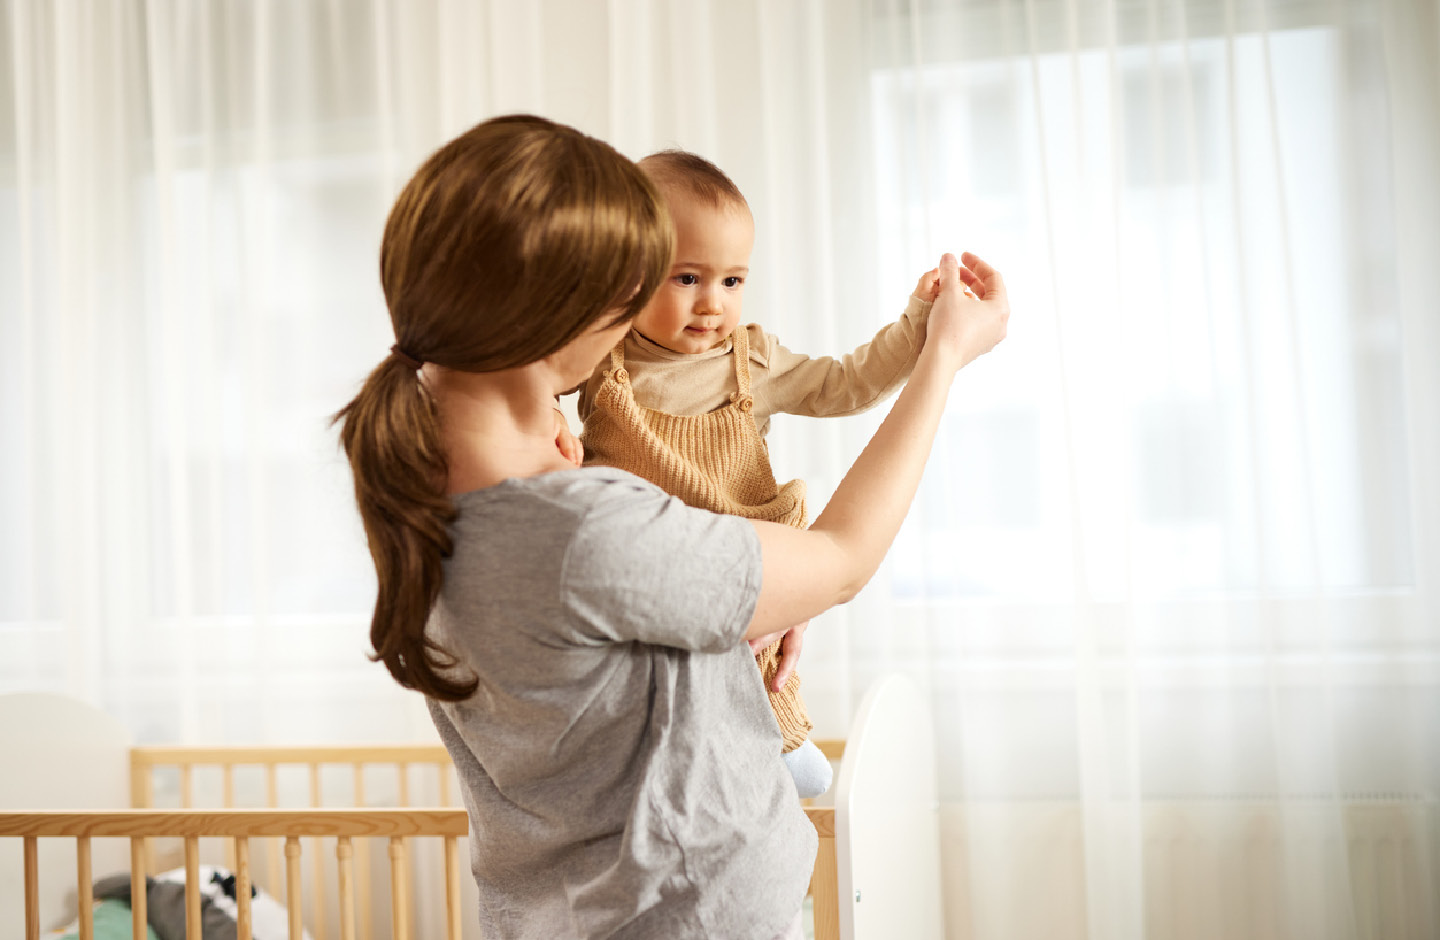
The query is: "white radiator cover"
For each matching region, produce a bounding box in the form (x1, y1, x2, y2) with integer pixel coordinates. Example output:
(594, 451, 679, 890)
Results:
(938, 798, 1440, 940)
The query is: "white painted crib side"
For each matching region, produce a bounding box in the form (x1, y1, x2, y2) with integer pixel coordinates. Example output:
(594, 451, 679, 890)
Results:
(834, 674, 945, 940)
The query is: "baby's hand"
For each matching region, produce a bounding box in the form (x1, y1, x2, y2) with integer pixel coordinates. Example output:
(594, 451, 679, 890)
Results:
(917, 263, 976, 302)
(554, 408, 583, 466)
(914, 267, 941, 302)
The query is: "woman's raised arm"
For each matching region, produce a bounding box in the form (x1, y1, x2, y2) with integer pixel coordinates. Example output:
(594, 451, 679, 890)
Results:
(744, 251, 1009, 639)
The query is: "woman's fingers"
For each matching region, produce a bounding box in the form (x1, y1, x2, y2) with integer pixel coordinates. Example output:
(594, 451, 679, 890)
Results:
(959, 251, 1006, 301)
(937, 252, 963, 294)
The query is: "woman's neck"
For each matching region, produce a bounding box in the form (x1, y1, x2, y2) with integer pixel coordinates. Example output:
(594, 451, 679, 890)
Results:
(425, 362, 575, 495)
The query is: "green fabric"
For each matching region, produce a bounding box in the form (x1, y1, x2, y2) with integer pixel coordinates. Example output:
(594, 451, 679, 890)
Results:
(56, 899, 159, 940)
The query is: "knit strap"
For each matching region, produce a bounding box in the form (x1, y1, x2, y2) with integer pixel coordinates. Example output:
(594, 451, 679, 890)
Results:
(607, 338, 627, 373)
(729, 325, 752, 400)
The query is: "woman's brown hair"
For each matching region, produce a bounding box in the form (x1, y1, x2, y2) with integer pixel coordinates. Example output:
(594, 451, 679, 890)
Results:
(335, 115, 673, 701)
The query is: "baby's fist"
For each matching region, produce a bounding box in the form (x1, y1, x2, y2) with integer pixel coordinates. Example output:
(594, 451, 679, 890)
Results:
(914, 267, 941, 302)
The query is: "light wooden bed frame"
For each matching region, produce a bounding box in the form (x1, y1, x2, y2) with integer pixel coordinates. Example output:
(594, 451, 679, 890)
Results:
(2, 743, 842, 940)
(2, 675, 942, 940)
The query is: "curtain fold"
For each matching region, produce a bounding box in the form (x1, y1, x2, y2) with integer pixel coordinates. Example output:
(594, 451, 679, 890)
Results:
(3, 1, 1436, 937)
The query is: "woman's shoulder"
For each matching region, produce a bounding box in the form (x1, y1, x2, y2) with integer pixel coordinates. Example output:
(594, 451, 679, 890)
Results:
(445, 466, 761, 652)
(446, 468, 680, 579)
(451, 467, 665, 518)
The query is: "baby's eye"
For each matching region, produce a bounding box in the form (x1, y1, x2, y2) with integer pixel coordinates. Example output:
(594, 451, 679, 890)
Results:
(675, 274, 699, 286)
(722, 276, 744, 288)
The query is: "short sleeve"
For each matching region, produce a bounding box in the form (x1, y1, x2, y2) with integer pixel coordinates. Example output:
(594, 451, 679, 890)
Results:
(560, 476, 762, 652)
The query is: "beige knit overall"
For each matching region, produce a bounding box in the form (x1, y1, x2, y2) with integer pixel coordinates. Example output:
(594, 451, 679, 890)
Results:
(583, 327, 813, 751)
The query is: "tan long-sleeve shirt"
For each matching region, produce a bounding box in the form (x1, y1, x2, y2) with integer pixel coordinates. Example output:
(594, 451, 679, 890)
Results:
(576, 294, 931, 433)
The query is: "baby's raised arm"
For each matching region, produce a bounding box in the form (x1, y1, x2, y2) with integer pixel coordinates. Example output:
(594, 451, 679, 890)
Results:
(743, 251, 1007, 639)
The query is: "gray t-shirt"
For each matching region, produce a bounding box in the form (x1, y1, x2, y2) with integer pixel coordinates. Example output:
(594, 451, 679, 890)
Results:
(425, 467, 818, 940)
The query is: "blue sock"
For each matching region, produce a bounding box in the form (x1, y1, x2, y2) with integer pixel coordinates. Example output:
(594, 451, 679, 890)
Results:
(782, 739, 833, 798)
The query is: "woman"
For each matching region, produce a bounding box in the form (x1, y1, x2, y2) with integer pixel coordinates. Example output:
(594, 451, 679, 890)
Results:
(335, 114, 1008, 940)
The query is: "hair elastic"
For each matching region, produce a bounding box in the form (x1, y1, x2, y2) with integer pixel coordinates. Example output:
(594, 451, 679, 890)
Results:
(391, 344, 424, 370)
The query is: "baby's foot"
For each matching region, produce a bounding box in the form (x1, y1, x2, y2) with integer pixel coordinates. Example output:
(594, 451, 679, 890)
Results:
(782, 738, 833, 798)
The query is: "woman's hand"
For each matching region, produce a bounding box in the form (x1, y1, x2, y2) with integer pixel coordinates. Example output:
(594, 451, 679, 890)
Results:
(554, 408, 583, 466)
(925, 251, 1009, 370)
(747, 620, 808, 691)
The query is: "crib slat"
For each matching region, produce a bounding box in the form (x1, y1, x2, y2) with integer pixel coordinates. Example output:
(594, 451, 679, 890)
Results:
(337, 836, 356, 940)
(444, 835, 462, 940)
(224, 766, 237, 873)
(355, 765, 373, 940)
(180, 765, 193, 809)
(130, 756, 153, 809)
(266, 765, 281, 898)
(130, 839, 147, 940)
(389, 836, 410, 940)
(185, 836, 202, 939)
(438, 765, 452, 806)
(285, 836, 303, 940)
(236, 837, 253, 940)
(24, 836, 38, 940)
(809, 818, 840, 940)
(309, 763, 327, 940)
(131, 761, 156, 875)
(395, 763, 411, 938)
(77, 836, 94, 940)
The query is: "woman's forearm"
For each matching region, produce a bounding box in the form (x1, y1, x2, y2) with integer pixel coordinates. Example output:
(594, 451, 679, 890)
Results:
(809, 344, 955, 594)
(744, 252, 1006, 639)
(744, 344, 957, 637)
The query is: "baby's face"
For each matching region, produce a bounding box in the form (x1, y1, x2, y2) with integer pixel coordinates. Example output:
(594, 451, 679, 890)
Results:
(632, 196, 754, 355)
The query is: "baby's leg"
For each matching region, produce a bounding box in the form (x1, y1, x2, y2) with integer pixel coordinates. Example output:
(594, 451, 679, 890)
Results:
(782, 738, 833, 798)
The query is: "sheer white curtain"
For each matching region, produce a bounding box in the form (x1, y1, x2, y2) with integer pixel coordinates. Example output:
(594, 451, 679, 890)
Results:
(794, 1, 1440, 939)
(3, 1, 1436, 938)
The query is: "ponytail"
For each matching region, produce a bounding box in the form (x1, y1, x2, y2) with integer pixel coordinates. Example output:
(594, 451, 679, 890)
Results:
(333, 354, 476, 701)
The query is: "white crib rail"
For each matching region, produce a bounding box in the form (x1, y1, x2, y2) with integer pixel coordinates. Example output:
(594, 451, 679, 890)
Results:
(834, 674, 945, 940)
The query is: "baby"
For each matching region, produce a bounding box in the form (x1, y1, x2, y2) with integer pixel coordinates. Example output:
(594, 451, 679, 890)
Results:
(560, 150, 939, 798)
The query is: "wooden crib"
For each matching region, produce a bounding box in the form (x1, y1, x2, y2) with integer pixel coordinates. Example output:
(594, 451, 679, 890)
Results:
(1, 675, 942, 940)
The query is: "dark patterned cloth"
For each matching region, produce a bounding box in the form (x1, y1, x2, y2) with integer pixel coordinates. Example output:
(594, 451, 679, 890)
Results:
(93, 871, 236, 940)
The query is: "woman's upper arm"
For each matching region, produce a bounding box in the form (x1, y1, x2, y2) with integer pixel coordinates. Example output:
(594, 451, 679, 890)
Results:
(743, 519, 858, 640)
(563, 481, 763, 651)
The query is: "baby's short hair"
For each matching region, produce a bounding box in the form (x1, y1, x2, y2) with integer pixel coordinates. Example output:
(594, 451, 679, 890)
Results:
(638, 150, 750, 214)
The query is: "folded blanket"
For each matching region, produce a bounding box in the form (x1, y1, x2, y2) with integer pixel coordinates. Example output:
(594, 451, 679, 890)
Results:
(48, 898, 159, 940)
